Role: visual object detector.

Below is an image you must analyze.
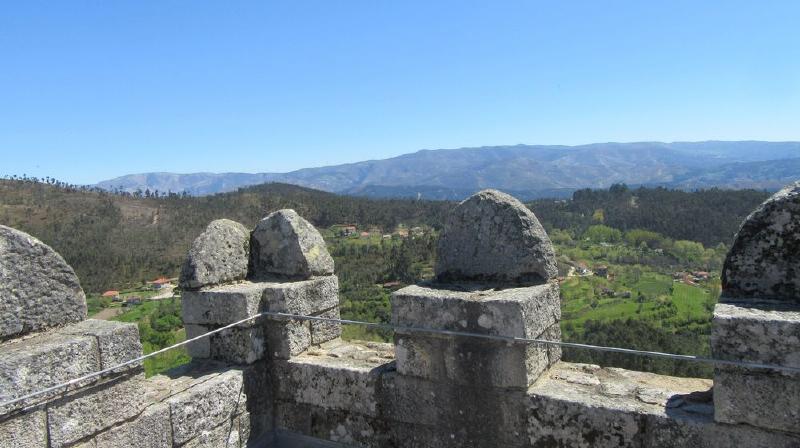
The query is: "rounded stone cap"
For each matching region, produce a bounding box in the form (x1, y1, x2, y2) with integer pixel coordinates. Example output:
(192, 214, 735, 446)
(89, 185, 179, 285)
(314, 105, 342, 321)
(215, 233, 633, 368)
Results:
(435, 189, 557, 284)
(722, 181, 800, 303)
(0, 225, 87, 339)
(179, 219, 251, 289)
(248, 209, 334, 280)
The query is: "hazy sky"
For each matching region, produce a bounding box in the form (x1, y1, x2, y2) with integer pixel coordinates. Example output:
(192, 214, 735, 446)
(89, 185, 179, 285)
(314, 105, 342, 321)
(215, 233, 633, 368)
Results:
(1, 1, 798, 184)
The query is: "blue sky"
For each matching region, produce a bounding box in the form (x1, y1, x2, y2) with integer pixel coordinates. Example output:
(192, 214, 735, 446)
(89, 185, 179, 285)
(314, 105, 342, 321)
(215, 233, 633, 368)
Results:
(1, 1, 798, 184)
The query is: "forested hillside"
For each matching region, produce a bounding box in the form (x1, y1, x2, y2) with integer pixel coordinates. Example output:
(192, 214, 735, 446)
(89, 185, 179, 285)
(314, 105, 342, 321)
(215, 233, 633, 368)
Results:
(0, 179, 768, 292)
(530, 185, 769, 246)
(0, 179, 450, 292)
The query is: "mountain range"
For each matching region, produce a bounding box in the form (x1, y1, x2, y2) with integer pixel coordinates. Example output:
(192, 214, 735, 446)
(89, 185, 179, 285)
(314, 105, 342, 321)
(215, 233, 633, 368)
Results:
(96, 141, 800, 200)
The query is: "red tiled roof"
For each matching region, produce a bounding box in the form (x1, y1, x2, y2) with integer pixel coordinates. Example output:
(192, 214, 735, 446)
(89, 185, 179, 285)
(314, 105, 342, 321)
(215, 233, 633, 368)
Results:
(102, 290, 120, 297)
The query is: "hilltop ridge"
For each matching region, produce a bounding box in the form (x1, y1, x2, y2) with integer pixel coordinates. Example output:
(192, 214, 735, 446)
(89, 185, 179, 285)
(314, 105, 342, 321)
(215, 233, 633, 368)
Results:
(95, 141, 800, 199)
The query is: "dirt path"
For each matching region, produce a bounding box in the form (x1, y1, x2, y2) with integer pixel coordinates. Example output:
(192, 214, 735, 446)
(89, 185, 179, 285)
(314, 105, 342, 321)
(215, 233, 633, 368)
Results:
(149, 285, 176, 300)
(92, 307, 123, 320)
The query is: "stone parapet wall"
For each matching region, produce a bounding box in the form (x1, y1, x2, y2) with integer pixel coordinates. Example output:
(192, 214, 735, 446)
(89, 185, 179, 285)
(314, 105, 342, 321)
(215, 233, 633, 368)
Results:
(271, 342, 800, 447)
(1, 356, 267, 447)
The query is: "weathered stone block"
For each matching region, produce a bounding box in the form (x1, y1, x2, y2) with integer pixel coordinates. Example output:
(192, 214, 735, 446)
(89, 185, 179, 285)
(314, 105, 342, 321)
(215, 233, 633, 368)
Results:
(645, 410, 800, 448)
(180, 219, 251, 289)
(710, 302, 800, 433)
(392, 282, 560, 387)
(184, 324, 211, 358)
(263, 275, 339, 316)
(47, 372, 147, 448)
(527, 384, 646, 447)
(249, 209, 334, 280)
(0, 408, 47, 448)
(210, 325, 266, 364)
(187, 323, 267, 364)
(714, 369, 800, 434)
(392, 282, 560, 338)
(182, 412, 251, 448)
(241, 361, 274, 438)
(58, 319, 142, 369)
(0, 332, 99, 407)
(386, 420, 475, 448)
(181, 281, 271, 326)
(0, 225, 87, 339)
(167, 369, 247, 445)
(266, 319, 311, 360)
(274, 401, 389, 448)
(435, 189, 557, 283)
(311, 307, 342, 345)
(273, 355, 386, 417)
(92, 403, 172, 448)
(526, 362, 716, 448)
(182, 275, 337, 323)
(711, 302, 800, 369)
(380, 371, 527, 446)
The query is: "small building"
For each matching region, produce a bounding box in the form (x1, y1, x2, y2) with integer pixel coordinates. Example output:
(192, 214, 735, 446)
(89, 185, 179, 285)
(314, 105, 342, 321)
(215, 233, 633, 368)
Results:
(692, 271, 710, 281)
(124, 296, 142, 306)
(594, 265, 609, 278)
(410, 226, 425, 237)
(574, 262, 591, 276)
(360, 231, 371, 238)
(332, 224, 358, 237)
(395, 228, 409, 238)
(149, 277, 172, 290)
(101, 290, 121, 301)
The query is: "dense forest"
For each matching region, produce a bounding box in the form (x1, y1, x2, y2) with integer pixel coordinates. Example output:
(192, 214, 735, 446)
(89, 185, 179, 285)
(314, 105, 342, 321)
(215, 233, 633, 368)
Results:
(529, 184, 769, 246)
(0, 179, 450, 291)
(0, 179, 768, 292)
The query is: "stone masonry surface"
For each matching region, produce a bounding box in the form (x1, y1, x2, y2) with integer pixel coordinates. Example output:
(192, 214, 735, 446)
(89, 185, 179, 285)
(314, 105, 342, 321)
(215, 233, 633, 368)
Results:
(722, 181, 800, 302)
(435, 189, 557, 283)
(0, 225, 87, 339)
(249, 209, 335, 280)
(391, 282, 561, 388)
(179, 218, 251, 289)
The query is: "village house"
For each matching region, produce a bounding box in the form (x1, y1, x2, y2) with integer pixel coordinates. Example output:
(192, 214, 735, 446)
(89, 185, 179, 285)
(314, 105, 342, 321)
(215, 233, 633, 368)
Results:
(123, 296, 142, 306)
(148, 277, 172, 290)
(101, 290, 121, 301)
(332, 224, 358, 237)
(574, 262, 591, 276)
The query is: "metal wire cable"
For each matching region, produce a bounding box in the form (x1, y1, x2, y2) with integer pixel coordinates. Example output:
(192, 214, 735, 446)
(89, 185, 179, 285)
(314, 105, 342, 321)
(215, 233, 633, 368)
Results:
(3, 310, 800, 410)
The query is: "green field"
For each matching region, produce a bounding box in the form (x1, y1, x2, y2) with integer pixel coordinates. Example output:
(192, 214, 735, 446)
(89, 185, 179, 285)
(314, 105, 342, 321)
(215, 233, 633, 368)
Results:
(112, 297, 190, 377)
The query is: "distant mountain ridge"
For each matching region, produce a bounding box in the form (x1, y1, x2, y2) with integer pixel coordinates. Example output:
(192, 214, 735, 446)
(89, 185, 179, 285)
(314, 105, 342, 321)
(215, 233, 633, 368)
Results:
(96, 141, 800, 199)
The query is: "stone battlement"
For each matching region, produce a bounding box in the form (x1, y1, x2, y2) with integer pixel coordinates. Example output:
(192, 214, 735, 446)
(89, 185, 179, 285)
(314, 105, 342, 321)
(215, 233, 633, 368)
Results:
(2, 185, 800, 447)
